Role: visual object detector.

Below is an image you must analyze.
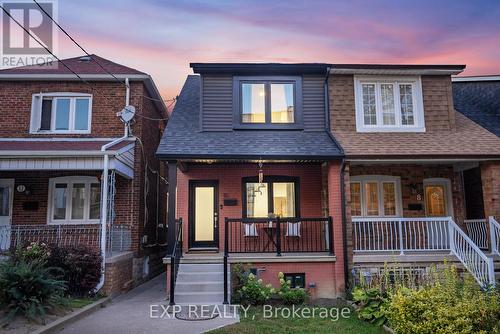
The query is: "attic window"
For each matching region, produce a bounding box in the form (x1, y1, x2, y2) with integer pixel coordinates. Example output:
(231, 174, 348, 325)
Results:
(79, 56, 92, 62)
(354, 76, 425, 132)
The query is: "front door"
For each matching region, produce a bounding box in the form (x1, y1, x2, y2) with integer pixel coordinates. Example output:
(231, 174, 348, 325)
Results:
(189, 181, 219, 249)
(0, 179, 14, 251)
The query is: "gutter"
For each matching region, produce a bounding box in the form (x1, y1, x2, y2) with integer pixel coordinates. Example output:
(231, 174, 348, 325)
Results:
(92, 78, 131, 294)
(324, 66, 350, 292)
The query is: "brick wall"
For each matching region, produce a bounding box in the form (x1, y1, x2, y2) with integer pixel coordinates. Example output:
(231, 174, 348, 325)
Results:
(480, 162, 500, 218)
(329, 74, 456, 132)
(103, 254, 134, 296)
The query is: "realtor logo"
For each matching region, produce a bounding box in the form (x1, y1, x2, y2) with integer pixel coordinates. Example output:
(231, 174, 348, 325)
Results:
(1, 0, 58, 68)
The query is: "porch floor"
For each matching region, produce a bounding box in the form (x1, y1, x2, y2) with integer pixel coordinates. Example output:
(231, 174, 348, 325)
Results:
(169, 252, 336, 264)
(353, 251, 459, 265)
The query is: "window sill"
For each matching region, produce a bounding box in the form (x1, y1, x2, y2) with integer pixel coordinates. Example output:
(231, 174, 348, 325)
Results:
(30, 130, 92, 135)
(233, 124, 304, 131)
(47, 221, 100, 225)
(355, 126, 426, 133)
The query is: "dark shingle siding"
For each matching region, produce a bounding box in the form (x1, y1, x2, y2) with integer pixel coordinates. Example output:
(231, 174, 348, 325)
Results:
(201, 75, 233, 131)
(156, 75, 342, 159)
(302, 75, 326, 131)
(453, 81, 500, 137)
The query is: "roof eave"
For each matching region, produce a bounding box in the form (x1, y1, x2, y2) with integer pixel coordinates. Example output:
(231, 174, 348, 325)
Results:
(156, 153, 343, 161)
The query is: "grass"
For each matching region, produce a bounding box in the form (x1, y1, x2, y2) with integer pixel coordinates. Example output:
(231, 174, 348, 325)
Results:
(208, 305, 383, 334)
(68, 296, 102, 309)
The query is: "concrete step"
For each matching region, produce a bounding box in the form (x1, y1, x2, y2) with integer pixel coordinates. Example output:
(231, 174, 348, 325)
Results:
(176, 271, 222, 282)
(174, 291, 224, 304)
(178, 263, 223, 272)
(175, 281, 223, 293)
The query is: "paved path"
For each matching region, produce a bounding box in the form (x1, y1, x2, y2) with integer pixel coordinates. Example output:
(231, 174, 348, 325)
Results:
(57, 274, 239, 334)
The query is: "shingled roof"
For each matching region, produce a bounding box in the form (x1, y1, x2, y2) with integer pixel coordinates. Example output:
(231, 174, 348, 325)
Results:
(453, 78, 500, 137)
(156, 75, 343, 161)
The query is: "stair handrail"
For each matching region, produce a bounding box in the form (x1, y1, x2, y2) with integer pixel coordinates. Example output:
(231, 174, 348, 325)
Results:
(489, 216, 500, 256)
(448, 217, 495, 288)
(169, 218, 183, 305)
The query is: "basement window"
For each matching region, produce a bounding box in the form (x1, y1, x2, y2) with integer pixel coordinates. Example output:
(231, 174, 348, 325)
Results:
(30, 93, 92, 133)
(284, 273, 305, 288)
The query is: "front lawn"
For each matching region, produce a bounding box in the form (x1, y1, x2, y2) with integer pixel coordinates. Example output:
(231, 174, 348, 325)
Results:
(208, 306, 383, 334)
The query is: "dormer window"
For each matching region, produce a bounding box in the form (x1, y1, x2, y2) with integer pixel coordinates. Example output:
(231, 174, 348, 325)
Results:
(234, 76, 302, 129)
(354, 76, 425, 132)
(30, 93, 92, 134)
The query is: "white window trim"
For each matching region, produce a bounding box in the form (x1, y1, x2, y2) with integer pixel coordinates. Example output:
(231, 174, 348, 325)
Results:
(47, 176, 100, 225)
(350, 175, 403, 217)
(354, 76, 425, 132)
(30, 92, 93, 134)
(423, 178, 454, 218)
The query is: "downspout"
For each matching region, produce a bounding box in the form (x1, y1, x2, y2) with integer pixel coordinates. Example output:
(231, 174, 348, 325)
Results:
(324, 66, 350, 293)
(93, 78, 131, 293)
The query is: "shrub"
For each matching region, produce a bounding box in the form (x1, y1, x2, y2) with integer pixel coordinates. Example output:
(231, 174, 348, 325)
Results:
(236, 273, 274, 305)
(0, 259, 67, 322)
(352, 286, 388, 326)
(12, 242, 51, 264)
(386, 267, 500, 334)
(47, 245, 101, 296)
(277, 272, 308, 305)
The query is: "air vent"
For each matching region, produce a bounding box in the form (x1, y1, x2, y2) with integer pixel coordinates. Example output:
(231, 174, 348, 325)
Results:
(78, 55, 92, 62)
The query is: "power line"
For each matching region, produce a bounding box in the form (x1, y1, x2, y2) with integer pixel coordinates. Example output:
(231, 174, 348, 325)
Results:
(32, 0, 174, 105)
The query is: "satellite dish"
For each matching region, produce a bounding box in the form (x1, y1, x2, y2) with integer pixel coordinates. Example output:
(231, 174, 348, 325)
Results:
(117, 105, 136, 123)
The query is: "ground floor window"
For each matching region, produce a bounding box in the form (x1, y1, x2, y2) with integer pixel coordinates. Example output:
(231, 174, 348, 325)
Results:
(243, 176, 299, 218)
(350, 175, 402, 217)
(48, 176, 101, 224)
(284, 273, 305, 288)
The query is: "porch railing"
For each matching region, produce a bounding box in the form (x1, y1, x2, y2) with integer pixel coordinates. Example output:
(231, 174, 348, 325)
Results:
(224, 217, 333, 255)
(353, 217, 451, 253)
(169, 218, 183, 306)
(490, 216, 500, 256)
(0, 224, 132, 256)
(464, 219, 489, 249)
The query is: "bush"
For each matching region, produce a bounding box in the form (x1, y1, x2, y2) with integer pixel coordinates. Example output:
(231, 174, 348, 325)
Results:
(236, 272, 274, 305)
(386, 268, 500, 334)
(47, 245, 101, 296)
(0, 259, 67, 322)
(352, 287, 388, 326)
(277, 272, 308, 305)
(12, 242, 51, 264)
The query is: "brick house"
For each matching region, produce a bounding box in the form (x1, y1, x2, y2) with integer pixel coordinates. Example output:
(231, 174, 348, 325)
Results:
(157, 64, 345, 303)
(159, 63, 500, 304)
(0, 55, 168, 295)
(328, 65, 500, 287)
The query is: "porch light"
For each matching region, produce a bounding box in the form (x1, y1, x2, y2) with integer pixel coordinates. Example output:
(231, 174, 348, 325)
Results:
(258, 159, 264, 184)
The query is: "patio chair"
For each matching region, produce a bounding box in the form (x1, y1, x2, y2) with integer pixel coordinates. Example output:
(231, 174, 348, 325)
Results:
(285, 221, 301, 237)
(244, 223, 258, 237)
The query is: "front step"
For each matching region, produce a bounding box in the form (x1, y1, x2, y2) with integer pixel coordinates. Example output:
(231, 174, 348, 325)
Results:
(174, 263, 226, 305)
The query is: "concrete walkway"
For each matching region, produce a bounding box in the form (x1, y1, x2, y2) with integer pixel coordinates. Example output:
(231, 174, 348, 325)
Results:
(57, 274, 239, 334)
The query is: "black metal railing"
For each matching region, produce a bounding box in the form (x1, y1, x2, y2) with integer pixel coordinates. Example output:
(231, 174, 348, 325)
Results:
(169, 218, 183, 305)
(224, 217, 333, 255)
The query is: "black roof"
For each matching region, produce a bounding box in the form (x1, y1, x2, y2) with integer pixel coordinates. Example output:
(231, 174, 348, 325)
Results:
(453, 80, 500, 137)
(190, 63, 331, 75)
(156, 75, 343, 161)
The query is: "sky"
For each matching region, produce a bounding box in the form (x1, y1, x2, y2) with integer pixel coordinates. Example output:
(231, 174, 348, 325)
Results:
(50, 0, 500, 100)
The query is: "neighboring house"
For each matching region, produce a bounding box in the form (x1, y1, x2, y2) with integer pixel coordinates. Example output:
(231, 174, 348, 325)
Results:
(157, 64, 346, 303)
(452, 76, 500, 137)
(0, 55, 168, 295)
(328, 65, 500, 287)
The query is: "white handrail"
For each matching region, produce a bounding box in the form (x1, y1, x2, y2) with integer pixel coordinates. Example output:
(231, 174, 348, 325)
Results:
(448, 218, 495, 288)
(464, 219, 489, 249)
(489, 216, 500, 256)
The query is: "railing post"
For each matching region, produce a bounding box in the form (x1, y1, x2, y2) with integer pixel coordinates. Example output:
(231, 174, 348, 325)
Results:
(276, 217, 281, 256)
(179, 218, 183, 257)
(398, 219, 404, 255)
(487, 256, 495, 286)
(489, 216, 498, 255)
(223, 218, 229, 304)
(56, 224, 61, 247)
(448, 217, 455, 255)
(169, 254, 175, 306)
(328, 216, 334, 255)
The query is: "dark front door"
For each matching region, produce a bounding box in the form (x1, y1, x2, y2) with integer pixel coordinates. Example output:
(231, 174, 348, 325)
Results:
(189, 181, 219, 249)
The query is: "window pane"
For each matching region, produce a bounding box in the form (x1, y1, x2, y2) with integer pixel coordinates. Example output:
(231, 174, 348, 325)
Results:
(271, 83, 294, 123)
(55, 98, 70, 130)
(399, 84, 414, 125)
(425, 185, 446, 216)
(362, 84, 377, 125)
(53, 184, 67, 220)
(381, 84, 395, 125)
(246, 183, 268, 217)
(273, 182, 295, 217)
(241, 83, 265, 123)
(40, 99, 52, 130)
(0, 186, 10, 216)
(74, 98, 89, 130)
(89, 183, 101, 219)
(383, 182, 396, 216)
(71, 183, 85, 219)
(364, 182, 379, 216)
(350, 182, 361, 216)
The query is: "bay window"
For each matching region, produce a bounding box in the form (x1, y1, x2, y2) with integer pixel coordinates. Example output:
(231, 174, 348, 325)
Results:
(48, 176, 101, 224)
(243, 176, 299, 218)
(350, 176, 402, 217)
(354, 76, 425, 132)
